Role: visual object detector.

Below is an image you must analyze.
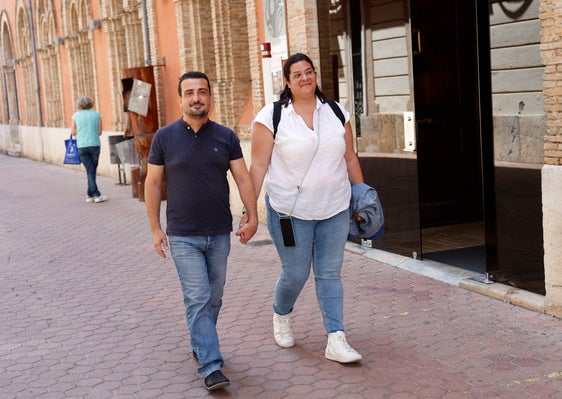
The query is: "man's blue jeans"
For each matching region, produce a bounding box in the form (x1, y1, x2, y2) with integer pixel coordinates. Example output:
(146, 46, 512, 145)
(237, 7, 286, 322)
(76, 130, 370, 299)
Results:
(266, 196, 349, 333)
(168, 234, 230, 378)
(78, 146, 101, 197)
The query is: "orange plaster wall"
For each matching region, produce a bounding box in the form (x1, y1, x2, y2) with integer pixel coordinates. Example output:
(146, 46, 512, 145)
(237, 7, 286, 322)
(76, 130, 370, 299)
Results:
(0, 0, 24, 123)
(1, 0, 266, 131)
(238, 88, 254, 126)
(154, 2, 181, 125)
(256, 0, 265, 44)
(49, 0, 104, 129)
(89, 0, 113, 129)
(53, 0, 73, 128)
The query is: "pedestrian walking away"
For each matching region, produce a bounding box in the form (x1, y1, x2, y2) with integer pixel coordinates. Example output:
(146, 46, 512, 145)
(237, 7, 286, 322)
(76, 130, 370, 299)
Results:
(144, 71, 258, 391)
(247, 52, 364, 363)
(71, 95, 108, 203)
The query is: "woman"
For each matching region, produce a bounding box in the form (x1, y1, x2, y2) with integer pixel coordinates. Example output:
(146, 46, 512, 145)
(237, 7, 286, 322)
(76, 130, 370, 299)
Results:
(71, 95, 108, 203)
(249, 53, 364, 363)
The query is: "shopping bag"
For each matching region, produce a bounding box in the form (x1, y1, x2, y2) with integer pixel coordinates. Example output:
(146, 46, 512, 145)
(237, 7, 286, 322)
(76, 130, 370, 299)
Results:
(64, 134, 81, 164)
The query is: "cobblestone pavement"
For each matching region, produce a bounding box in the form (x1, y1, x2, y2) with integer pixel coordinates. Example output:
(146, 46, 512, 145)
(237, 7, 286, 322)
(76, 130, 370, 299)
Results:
(1, 154, 561, 399)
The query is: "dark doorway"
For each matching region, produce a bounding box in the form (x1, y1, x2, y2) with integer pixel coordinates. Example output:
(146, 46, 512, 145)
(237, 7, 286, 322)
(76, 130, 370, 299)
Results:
(350, 0, 363, 137)
(410, 0, 489, 272)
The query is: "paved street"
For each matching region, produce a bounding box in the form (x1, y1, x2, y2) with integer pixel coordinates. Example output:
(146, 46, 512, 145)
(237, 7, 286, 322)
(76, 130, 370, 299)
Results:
(1, 154, 561, 399)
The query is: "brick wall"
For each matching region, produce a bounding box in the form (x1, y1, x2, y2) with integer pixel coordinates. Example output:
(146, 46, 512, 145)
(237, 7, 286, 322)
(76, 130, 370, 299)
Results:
(540, 0, 562, 165)
(286, 0, 320, 66)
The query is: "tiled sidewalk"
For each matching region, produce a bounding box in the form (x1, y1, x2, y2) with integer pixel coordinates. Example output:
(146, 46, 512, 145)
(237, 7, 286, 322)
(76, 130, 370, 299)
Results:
(1, 154, 561, 399)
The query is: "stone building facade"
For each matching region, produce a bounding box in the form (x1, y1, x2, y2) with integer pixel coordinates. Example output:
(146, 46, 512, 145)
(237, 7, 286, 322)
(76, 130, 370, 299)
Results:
(0, 0, 560, 317)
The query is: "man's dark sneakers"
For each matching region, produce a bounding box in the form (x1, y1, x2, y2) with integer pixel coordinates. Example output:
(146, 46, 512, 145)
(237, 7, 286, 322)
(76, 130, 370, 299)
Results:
(204, 370, 230, 391)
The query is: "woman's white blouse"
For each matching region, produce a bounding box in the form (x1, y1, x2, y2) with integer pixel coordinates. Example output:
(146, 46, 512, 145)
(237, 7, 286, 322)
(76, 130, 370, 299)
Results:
(253, 98, 352, 220)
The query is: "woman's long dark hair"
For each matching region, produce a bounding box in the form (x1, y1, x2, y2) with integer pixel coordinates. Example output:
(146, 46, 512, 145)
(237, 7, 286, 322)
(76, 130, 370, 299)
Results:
(278, 53, 327, 106)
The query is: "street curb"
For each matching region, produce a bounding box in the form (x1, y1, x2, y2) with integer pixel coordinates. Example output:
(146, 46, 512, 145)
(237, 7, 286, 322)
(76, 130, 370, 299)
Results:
(459, 278, 546, 314)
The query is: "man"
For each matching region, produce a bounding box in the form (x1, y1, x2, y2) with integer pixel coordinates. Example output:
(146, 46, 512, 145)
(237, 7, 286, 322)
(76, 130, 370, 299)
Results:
(144, 71, 258, 391)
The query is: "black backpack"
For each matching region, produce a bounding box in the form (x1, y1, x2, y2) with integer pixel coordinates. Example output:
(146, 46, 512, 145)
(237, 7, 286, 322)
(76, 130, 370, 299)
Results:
(272, 99, 346, 139)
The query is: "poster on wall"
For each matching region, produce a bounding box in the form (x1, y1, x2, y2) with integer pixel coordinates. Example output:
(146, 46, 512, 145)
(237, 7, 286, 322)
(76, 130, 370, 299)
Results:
(263, 56, 284, 104)
(263, 0, 288, 103)
(263, 0, 288, 58)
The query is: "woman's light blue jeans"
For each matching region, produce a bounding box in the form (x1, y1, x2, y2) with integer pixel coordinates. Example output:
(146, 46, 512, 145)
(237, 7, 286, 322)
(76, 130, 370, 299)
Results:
(266, 196, 349, 333)
(168, 234, 230, 378)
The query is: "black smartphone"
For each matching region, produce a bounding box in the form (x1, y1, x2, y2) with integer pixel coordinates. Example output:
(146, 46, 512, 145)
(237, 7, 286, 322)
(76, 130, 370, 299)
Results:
(279, 216, 296, 247)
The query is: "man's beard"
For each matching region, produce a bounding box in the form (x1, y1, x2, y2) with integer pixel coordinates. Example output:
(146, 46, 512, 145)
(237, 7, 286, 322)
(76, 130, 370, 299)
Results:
(188, 102, 208, 119)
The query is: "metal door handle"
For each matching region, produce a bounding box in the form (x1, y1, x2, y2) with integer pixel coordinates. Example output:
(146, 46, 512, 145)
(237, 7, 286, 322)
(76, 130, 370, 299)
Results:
(413, 28, 421, 55)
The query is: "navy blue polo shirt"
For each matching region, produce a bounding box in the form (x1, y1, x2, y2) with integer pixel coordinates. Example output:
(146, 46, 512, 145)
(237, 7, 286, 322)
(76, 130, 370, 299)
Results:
(147, 118, 244, 236)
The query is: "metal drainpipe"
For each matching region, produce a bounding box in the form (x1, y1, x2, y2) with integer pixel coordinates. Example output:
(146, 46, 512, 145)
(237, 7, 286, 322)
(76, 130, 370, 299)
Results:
(28, 0, 44, 127)
(142, 0, 152, 66)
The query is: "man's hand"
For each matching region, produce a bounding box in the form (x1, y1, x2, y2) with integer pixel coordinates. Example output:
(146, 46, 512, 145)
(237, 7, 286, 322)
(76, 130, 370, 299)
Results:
(152, 229, 169, 258)
(353, 213, 365, 222)
(239, 213, 249, 229)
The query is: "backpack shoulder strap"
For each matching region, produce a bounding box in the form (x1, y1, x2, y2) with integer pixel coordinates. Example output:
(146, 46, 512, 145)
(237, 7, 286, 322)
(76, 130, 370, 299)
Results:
(326, 99, 346, 126)
(272, 101, 281, 139)
(272, 99, 344, 140)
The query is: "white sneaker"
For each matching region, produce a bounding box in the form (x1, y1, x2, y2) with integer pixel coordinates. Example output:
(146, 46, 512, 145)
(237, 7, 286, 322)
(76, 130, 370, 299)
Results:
(325, 331, 362, 363)
(94, 195, 108, 203)
(85, 196, 95, 203)
(273, 313, 295, 348)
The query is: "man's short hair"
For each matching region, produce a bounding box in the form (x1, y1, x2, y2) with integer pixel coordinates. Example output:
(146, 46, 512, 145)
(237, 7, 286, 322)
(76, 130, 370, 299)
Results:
(178, 72, 211, 96)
